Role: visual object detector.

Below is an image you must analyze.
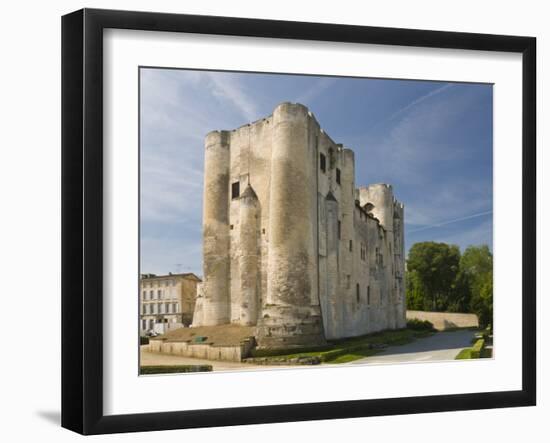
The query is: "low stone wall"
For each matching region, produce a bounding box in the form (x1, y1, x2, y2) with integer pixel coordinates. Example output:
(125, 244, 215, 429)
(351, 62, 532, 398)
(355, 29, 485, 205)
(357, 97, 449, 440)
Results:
(407, 310, 479, 331)
(147, 337, 255, 362)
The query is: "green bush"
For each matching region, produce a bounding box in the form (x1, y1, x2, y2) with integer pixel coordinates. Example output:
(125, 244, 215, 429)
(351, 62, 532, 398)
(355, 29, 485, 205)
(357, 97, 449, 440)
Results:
(140, 365, 212, 374)
(470, 338, 485, 358)
(407, 319, 435, 331)
(140, 336, 150, 345)
(456, 338, 486, 360)
(455, 348, 473, 359)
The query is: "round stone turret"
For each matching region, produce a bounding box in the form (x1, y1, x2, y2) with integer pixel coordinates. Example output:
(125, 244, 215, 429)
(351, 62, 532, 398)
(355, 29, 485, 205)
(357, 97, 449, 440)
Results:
(238, 184, 260, 326)
(200, 130, 231, 326)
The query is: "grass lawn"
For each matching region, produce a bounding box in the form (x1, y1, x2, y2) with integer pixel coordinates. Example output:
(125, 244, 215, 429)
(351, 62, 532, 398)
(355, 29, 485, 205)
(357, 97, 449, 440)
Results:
(247, 328, 434, 364)
(140, 364, 213, 374)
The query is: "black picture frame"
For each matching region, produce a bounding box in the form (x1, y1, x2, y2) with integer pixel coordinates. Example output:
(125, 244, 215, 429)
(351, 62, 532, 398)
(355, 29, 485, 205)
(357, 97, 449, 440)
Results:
(61, 8, 536, 435)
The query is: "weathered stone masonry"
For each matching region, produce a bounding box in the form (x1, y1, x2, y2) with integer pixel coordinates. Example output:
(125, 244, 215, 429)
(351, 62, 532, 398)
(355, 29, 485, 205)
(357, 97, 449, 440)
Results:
(192, 102, 406, 348)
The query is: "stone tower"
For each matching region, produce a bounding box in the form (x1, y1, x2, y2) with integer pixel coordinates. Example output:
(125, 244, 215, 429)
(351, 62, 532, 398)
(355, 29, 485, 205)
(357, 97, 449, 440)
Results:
(193, 102, 406, 348)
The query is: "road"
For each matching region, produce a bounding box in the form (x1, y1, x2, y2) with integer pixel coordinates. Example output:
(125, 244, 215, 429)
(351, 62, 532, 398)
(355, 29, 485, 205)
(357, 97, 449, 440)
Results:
(348, 330, 476, 365)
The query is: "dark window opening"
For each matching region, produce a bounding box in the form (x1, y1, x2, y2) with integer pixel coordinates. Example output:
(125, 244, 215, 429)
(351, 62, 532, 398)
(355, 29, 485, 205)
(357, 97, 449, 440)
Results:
(336, 168, 341, 184)
(349, 240, 353, 252)
(367, 286, 371, 305)
(320, 153, 326, 173)
(337, 220, 341, 239)
(231, 181, 240, 199)
(356, 284, 360, 303)
(262, 228, 266, 234)
(230, 224, 234, 230)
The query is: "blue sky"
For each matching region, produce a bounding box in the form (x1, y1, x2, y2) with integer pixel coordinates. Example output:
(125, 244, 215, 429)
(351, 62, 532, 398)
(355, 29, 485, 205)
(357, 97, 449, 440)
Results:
(140, 68, 493, 276)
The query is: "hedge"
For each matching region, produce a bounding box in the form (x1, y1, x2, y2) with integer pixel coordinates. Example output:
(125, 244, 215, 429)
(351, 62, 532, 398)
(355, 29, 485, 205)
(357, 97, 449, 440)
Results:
(140, 365, 213, 374)
(470, 339, 485, 359)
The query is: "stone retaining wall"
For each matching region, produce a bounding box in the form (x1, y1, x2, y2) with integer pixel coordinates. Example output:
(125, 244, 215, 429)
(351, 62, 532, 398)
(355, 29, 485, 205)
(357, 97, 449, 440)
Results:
(147, 337, 256, 362)
(407, 310, 479, 330)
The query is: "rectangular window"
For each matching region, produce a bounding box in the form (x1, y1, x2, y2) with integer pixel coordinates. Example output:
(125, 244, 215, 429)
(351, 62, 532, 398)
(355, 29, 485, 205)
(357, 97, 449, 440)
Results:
(142, 319, 147, 330)
(367, 286, 371, 305)
(356, 283, 360, 303)
(320, 153, 326, 173)
(336, 168, 341, 184)
(231, 181, 240, 199)
(349, 240, 353, 252)
(337, 220, 341, 239)
(149, 290, 153, 300)
(142, 290, 146, 300)
(346, 274, 351, 289)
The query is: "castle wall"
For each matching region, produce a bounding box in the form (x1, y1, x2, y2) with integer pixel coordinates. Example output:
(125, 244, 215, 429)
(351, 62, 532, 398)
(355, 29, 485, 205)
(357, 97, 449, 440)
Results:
(195, 102, 406, 347)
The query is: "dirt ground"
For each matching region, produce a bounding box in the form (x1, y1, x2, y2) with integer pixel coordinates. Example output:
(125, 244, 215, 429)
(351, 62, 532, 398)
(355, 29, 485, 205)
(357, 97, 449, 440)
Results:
(156, 324, 256, 346)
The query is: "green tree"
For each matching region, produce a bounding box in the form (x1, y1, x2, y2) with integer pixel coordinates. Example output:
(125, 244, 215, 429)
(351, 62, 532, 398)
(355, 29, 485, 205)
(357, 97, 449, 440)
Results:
(406, 242, 461, 311)
(405, 270, 425, 310)
(460, 245, 493, 327)
(447, 268, 471, 313)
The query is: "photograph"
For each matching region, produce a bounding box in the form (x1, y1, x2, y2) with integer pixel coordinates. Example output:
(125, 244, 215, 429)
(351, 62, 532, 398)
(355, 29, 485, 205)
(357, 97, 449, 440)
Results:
(138, 68, 494, 375)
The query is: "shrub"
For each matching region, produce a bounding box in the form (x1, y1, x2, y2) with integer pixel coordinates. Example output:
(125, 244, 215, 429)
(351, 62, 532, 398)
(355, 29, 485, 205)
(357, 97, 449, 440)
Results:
(470, 338, 485, 358)
(455, 348, 473, 359)
(407, 319, 434, 331)
(140, 336, 150, 345)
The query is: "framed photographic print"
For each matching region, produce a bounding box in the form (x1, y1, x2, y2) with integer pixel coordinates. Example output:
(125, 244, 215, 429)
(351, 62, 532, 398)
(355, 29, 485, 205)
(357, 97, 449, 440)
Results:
(61, 8, 536, 435)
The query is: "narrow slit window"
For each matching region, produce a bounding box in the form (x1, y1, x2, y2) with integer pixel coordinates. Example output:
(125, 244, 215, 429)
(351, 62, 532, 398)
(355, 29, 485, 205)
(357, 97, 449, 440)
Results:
(349, 240, 353, 252)
(337, 220, 341, 239)
(231, 181, 240, 199)
(320, 153, 326, 173)
(336, 168, 341, 184)
(356, 283, 360, 303)
(367, 286, 371, 305)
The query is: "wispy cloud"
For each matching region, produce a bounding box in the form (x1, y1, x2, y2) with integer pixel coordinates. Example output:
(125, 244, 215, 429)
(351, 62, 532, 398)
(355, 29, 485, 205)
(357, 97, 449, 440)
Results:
(295, 77, 336, 106)
(432, 217, 493, 251)
(408, 210, 493, 233)
(388, 83, 454, 123)
(205, 72, 259, 122)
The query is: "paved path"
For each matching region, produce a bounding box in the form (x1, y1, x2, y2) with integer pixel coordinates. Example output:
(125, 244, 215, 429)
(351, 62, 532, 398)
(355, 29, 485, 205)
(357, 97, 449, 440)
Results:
(141, 330, 476, 372)
(348, 330, 476, 365)
(140, 346, 263, 371)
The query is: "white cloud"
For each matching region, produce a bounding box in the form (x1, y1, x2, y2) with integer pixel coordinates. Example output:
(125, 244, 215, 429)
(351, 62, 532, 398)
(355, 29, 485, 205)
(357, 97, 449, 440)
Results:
(205, 72, 259, 122)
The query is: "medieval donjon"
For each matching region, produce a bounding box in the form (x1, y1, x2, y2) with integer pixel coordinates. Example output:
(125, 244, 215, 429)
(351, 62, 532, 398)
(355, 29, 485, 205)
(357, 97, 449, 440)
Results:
(192, 102, 406, 349)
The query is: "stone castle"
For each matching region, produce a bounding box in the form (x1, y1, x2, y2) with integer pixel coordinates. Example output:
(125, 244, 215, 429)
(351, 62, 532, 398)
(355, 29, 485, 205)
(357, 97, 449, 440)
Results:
(192, 102, 406, 349)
